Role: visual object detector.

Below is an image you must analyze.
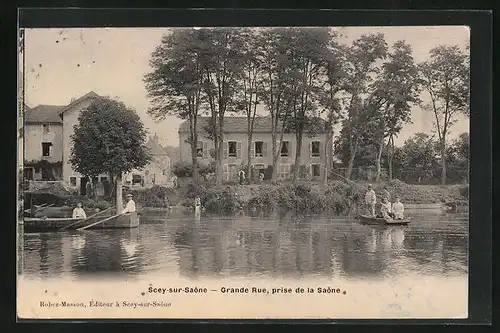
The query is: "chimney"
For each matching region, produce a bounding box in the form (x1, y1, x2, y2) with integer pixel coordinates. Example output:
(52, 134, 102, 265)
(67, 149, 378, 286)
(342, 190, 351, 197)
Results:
(70, 97, 76, 103)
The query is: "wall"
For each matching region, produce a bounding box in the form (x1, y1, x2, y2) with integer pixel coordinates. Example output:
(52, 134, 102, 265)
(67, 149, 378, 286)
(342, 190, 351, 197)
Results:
(61, 98, 108, 189)
(125, 156, 171, 187)
(24, 123, 63, 162)
(179, 131, 328, 180)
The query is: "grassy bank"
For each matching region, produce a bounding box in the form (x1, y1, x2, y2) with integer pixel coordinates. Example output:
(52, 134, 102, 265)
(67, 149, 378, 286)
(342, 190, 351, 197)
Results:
(132, 180, 468, 216)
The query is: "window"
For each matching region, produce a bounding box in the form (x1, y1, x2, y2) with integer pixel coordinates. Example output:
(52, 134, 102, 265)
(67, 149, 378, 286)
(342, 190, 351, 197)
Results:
(69, 177, 77, 187)
(311, 141, 320, 157)
(278, 164, 291, 179)
(197, 141, 204, 158)
(42, 124, 50, 134)
(228, 141, 237, 157)
(42, 142, 52, 157)
(92, 177, 99, 184)
(280, 141, 290, 157)
(99, 176, 108, 183)
(254, 141, 264, 157)
(311, 164, 321, 178)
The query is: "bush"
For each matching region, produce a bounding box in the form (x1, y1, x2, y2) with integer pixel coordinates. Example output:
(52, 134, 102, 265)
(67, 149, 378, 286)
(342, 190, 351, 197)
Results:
(134, 185, 178, 207)
(203, 186, 243, 213)
(172, 161, 193, 178)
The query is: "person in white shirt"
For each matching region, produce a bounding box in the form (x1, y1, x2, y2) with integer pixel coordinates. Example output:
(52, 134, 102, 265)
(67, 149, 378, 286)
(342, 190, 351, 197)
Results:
(392, 196, 405, 220)
(365, 184, 377, 217)
(379, 197, 393, 219)
(72, 202, 87, 219)
(122, 193, 136, 214)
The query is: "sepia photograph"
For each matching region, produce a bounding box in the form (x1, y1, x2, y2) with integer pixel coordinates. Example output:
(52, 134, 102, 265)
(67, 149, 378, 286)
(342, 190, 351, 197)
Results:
(17, 25, 470, 319)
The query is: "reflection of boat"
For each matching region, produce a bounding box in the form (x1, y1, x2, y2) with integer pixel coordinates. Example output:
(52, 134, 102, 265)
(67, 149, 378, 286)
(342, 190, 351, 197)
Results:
(22, 212, 140, 233)
(358, 215, 410, 226)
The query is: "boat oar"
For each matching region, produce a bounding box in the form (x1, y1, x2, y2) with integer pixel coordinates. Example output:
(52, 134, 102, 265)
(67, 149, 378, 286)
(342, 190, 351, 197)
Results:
(77, 213, 121, 231)
(58, 207, 113, 231)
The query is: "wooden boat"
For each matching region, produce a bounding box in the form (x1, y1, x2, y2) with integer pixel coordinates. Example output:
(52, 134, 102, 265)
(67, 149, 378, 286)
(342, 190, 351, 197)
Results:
(22, 212, 140, 233)
(358, 214, 410, 226)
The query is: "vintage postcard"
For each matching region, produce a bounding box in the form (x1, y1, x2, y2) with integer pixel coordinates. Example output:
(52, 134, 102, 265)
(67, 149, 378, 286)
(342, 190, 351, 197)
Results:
(17, 25, 470, 319)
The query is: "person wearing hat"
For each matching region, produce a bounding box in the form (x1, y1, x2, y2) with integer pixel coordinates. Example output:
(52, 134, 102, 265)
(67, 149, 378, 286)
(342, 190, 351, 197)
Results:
(122, 193, 136, 214)
(364, 184, 377, 217)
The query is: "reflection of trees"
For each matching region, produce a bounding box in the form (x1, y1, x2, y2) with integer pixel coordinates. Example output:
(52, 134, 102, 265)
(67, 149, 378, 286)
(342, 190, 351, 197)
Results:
(402, 228, 468, 273)
(71, 230, 144, 275)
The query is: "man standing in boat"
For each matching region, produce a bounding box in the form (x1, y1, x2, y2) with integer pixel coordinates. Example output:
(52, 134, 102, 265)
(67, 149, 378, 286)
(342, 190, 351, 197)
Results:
(365, 184, 377, 217)
(72, 202, 87, 219)
(121, 193, 136, 214)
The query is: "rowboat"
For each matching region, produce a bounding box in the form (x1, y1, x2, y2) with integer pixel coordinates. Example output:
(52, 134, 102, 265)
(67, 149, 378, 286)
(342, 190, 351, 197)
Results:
(22, 212, 140, 233)
(358, 214, 410, 226)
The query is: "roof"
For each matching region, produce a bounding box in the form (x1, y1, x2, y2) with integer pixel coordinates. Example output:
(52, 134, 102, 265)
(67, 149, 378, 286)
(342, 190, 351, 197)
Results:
(25, 105, 65, 124)
(57, 91, 101, 118)
(178, 116, 327, 133)
(146, 138, 168, 157)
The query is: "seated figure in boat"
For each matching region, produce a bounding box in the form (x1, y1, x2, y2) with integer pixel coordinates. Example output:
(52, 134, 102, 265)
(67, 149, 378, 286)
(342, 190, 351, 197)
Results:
(72, 202, 87, 219)
(122, 193, 136, 214)
(378, 197, 395, 219)
(392, 197, 405, 220)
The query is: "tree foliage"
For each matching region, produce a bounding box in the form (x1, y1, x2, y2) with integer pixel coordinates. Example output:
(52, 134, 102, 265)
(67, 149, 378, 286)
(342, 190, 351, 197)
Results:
(70, 97, 152, 177)
(419, 45, 469, 184)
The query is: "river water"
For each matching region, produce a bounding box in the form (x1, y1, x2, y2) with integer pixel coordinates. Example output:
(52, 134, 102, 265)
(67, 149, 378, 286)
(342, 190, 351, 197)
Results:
(17, 211, 469, 318)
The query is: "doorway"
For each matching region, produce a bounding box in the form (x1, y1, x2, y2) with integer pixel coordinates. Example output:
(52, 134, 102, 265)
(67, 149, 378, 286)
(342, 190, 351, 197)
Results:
(23, 167, 34, 181)
(80, 177, 88, 195)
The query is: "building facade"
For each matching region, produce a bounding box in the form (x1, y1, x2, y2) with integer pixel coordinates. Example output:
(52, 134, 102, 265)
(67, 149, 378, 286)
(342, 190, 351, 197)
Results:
(178, 117, 329, 181)
(124, 135, 171, 187)
(23, 90, 171, 193)
(23, 105, 64, 181)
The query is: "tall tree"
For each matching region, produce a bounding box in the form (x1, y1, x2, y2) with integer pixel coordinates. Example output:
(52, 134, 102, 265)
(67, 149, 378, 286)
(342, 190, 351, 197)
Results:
(369, 41, 421, 182)
(144, 29, 204, 182)
(258, 28, 294, 183)
(342, 33, 388, 179)
(70, 98, 151, 213)
(419, 45, 469, 184)
(234, 30, 262, 179)
(283, 28, 332, 182)
(318, 39, 348, 185)
(198, 28, 246, 185)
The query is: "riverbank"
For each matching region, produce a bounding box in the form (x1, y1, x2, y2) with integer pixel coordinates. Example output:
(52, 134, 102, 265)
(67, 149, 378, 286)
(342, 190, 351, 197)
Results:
(23, 179, 467, 218)
(130, 180, 468, 216)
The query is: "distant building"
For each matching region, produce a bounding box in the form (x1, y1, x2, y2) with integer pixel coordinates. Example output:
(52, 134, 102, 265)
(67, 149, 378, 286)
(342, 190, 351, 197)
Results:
(178, 117, 329, 181)
(124, 134, 171, 187)
(23, 91, 171, 193)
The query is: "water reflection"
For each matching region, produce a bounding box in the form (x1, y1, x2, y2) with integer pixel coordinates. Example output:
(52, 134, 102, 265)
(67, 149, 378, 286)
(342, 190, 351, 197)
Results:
(20, 213, 468, 280)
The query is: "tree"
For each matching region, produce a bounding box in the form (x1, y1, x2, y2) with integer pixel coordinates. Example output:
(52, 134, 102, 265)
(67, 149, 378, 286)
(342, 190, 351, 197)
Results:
(317, 33, 347, 185)
(399, 133, 440, 182)
(70, 97, 151, 213)
(282, 27, 332, 182)
(198, 28, 246, 185)
(342, 33, 388, 179)
(419, 45, 469, 184)
(144, 29, 204, 182)
(234, 30, 262, 179)
(258, 28, 295, 183)
(368, 41, 421, 182)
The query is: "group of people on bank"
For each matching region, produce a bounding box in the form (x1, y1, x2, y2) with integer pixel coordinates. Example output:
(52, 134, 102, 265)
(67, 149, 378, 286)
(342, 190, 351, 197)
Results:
(364, 184, 405, 220)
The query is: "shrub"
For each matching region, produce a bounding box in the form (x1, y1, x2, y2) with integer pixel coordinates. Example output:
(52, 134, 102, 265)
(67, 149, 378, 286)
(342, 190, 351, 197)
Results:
(172, 161, 193, 178)
(134, 185, 178, 207)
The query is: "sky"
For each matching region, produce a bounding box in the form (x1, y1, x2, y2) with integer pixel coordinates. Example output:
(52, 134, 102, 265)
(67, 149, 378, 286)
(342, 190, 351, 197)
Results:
(22, 26, 470, 147)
